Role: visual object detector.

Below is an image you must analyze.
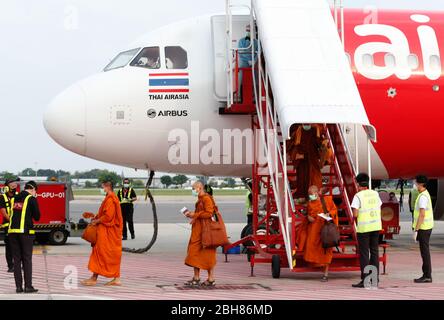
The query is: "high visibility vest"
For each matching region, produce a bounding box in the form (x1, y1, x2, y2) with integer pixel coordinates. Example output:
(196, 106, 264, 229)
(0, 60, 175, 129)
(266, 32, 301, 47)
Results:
(413, 190, 434, 230)
(245, 191, 252, 216)
(1, 193, 17, 228)
(8, 195, 35, 235)
(355, 189, 382, 233)
(119, 188, 133, 204)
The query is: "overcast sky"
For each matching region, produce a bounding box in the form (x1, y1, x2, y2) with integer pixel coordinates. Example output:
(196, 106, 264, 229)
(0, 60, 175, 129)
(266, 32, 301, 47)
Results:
(0, 0, 442, 176)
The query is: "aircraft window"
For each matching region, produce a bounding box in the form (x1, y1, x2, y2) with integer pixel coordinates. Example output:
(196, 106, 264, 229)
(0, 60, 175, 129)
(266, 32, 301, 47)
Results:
(362, 54, 374, 68)
(130, 47, 161, 69)
(408, 54, 419, 69)
(430, 55, 442, 72)
(165, 46, 188, 69)
(104, 48, 140, 71)
(384, 53, 396, 68)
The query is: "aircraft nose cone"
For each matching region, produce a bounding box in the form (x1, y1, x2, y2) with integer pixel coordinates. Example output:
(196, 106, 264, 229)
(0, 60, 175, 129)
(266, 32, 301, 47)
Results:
(44, 84, 87, 155)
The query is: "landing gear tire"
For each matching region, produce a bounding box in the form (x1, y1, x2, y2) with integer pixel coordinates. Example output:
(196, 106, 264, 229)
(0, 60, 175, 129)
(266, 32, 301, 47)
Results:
(49, 229, 68, 245)
(247, 251, 254, 262)
(271, 254, 281, 279)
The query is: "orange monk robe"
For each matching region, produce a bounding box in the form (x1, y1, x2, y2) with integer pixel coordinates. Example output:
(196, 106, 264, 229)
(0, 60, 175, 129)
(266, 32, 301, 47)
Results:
(185, 194, 217, 271)
(88, 193, 123, 278)
(288, 125, 323, 199)
(303, 196, 339, 266)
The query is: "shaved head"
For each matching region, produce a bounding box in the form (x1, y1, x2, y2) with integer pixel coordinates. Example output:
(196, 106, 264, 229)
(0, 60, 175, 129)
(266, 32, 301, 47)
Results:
(193, 181, 204, 189)
(308, 185, 319, 195)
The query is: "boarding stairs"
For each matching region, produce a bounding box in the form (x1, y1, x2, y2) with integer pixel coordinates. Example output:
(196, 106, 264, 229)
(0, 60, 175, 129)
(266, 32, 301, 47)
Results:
(222, 0, 377, 277)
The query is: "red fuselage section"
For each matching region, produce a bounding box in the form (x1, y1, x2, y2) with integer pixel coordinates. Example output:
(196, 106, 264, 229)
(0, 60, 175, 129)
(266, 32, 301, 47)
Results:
(343, 9, 443, 178)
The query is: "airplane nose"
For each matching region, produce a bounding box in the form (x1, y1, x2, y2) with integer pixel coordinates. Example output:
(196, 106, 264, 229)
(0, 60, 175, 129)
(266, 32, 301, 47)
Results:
(43, 84, 87, 155)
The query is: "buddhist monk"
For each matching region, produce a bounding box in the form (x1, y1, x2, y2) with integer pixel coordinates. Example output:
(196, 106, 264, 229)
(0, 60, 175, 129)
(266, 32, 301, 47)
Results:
(304, 185, 338, 282)
(184, 181, 217, 287)
(287, 124, 324, 201)
(81, 180, 123, 286)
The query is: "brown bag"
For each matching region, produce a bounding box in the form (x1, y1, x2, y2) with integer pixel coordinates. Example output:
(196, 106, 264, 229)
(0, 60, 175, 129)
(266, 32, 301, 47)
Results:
(201, 197, 229, 248)
(320, 197, 340, 249)
(82, 224, 98, 245)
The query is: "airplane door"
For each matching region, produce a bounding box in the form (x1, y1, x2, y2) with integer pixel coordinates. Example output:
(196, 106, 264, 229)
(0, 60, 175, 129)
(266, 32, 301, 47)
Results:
(211, 15, 251, 101)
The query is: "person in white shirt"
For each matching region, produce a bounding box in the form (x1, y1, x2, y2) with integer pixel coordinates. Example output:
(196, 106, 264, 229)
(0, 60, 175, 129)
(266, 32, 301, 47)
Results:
(412, 175, 434, 283)
(351, 173, 382, 288)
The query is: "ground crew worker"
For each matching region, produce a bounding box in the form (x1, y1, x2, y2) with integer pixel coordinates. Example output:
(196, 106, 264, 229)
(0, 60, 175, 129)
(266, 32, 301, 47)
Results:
(409, 184, 420, 228)
(412, 175, 434, 283)
(237, 24, 258, 99)
(245, 181, 253, 225)
(8, 181, 40, 293)
(0, 178, 20, 272)
(117, 178, 137, 240)
(351, 173, 382, 288)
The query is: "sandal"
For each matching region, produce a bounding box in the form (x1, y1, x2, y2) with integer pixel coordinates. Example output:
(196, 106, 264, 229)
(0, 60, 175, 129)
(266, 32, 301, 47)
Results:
(184, 278, 201, 287)
(201, 280, 216, 287)
(81, 279, 97, 286)
(321, 276, 328, 282)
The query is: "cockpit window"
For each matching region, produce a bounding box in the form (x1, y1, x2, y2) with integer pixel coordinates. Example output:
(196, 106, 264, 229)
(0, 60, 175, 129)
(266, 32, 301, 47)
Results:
(104, 48, 140, 71)
(130, 47, 161, 69)
(165, 46, 188, 69)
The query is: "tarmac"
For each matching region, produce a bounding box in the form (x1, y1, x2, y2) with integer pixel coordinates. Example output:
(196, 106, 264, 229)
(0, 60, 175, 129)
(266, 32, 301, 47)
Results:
(0, 221, 443, 300)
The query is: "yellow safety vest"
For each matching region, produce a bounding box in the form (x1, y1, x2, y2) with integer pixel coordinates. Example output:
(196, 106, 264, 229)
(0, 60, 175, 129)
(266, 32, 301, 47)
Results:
(8, 195, 35, 235)
(1, 193, 17, 228)
(356, 189, 382, 233)
(413, 190, 434, 230)
(119, 188, 134, 204)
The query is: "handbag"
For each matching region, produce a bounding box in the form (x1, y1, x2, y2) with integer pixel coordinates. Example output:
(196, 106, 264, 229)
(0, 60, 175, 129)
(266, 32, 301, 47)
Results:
(201, 196, 229, 248)
(320, 197, 340, 249)
(82, 223, 98, 245)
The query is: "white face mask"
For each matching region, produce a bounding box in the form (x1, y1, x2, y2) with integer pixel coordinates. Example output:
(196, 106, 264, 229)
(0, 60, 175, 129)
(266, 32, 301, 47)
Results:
(308, 194, 318, 201)
(303, 125, 312, 131)
(192, 189, 198, 197)
(123, 184, 130, 188)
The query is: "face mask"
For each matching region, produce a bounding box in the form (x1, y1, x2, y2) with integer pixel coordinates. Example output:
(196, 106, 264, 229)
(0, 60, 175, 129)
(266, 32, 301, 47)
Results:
(308, 194, 318, 201)
(303, 125, 312, 131)
(192, 189, 198, 197)
(123, 184, 130, 188)
(246, 32, 251, 38)
(100, 189, 106, 195)
(413, 184, 418, 190)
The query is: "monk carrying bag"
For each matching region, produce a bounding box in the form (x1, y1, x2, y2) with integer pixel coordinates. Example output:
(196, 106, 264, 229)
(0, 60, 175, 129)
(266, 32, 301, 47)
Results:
(201, 197, 229, 248)
(320, 197, 340, 249)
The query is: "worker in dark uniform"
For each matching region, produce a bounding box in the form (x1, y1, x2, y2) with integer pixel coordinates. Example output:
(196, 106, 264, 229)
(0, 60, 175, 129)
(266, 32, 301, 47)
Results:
(0, 178, 20, 272)
(117, 178, 137, 240)
(8, 181, 40, 293)
(245, 181, 253, 225)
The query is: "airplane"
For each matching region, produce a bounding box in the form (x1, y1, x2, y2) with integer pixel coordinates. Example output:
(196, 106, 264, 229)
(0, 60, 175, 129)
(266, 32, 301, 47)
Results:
(43, 6, 444, 219)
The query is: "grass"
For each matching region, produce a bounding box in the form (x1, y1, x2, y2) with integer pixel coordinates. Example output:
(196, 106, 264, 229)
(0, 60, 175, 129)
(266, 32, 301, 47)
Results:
(73, 188, 247, 196)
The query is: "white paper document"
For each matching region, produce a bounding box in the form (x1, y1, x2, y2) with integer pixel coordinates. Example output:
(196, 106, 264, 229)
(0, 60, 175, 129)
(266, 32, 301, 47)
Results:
(318, 213, 333, 221)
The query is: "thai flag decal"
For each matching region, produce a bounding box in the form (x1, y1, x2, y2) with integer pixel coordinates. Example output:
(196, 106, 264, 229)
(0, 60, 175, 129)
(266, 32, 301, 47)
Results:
(149, 73, 189, 93)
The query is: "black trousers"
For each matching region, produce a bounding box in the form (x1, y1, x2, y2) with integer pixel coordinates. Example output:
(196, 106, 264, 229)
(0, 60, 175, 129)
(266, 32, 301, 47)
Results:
(4, 234, 13, 269)
(8, 234, 34, 289)
(417, 229, 432, 278)
(247, 214, 253, 225)
(121, 205, 135, 238)
(357, 231, 380, 280)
